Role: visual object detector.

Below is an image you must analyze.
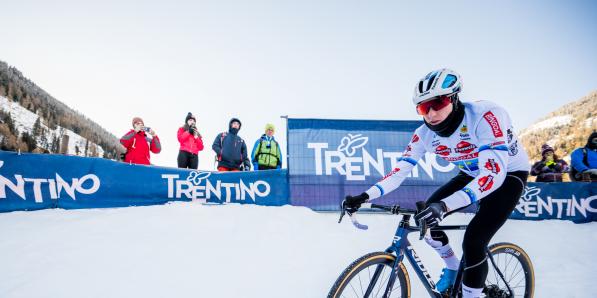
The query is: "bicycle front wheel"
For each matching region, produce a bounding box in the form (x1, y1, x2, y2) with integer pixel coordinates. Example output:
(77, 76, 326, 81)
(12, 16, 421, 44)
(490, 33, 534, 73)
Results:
(486, 242, 535, 298)
(327, 252, 410, 298)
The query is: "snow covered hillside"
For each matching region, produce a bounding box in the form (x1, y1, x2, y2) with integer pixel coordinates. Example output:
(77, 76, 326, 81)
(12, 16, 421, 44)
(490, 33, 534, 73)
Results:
(0, 203, 594, 297)
(518, 90, 596, 163)
(0, 95, 104, 156)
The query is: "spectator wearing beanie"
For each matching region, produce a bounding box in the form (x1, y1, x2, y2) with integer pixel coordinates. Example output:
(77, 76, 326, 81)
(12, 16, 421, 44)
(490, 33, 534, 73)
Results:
(212, 118, 251, 171)
(570, 131, 597, 182)
(530, 144, 569, 182)
(177, 112, 204, 169)
(251, 123, 282, 170)
(120, 117, 161, 165)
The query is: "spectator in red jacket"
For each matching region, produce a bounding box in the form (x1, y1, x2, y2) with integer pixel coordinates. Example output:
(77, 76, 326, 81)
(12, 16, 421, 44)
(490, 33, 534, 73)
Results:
(120, 117, 161, 165)
(177, 112, 204, 169)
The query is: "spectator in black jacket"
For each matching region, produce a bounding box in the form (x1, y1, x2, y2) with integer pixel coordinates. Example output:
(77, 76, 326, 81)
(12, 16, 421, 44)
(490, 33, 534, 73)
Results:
(531, 144, 569, 182)
(212, 118, 251, 171)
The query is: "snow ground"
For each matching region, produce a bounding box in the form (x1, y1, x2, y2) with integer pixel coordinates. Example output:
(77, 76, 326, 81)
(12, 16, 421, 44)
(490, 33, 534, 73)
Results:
(0, 203, 594, 297)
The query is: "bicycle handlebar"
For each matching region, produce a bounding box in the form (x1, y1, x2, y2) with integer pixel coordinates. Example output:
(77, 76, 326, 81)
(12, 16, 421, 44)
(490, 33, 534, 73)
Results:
(339, 202, 428, 234)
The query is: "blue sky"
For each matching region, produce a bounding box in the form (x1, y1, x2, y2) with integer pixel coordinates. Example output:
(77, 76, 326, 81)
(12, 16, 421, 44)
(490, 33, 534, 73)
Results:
(1, 0, 596, 168)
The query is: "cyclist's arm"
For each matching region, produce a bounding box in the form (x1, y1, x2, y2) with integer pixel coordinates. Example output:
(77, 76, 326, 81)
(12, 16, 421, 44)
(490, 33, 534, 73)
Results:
(442, 108, 510, 211)
(365, 131, 426, 200)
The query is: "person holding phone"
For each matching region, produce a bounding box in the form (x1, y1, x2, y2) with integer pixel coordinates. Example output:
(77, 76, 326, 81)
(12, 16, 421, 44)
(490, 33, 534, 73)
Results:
(120, 116, 161, 165)
(177, 112, 204, 169)
(531, 144, 569, 182)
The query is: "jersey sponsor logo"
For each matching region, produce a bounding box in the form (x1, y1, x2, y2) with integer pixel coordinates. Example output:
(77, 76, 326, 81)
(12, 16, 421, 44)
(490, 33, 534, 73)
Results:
(382, 167, 401, 180)
(478, 175, 495, 192)
(459, 124, 470, 139)
(484, 159, 501, 174)
(460, 125, 468, 134)
(506, 128, 514, 143)
(455, 141, 477, 154)
(444, 152, 479, 161)
(411, 134, 420, 143)
(435, 145, 451, 156)
(483, 111, 504, 137)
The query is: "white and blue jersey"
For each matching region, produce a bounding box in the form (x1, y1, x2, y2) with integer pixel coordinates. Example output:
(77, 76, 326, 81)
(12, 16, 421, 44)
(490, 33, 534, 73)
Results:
(366, 100, 530, 211)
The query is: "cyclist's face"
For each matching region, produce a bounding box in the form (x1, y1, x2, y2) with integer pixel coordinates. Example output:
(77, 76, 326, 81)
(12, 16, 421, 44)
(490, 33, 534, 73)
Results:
(422, 100, 453, 125)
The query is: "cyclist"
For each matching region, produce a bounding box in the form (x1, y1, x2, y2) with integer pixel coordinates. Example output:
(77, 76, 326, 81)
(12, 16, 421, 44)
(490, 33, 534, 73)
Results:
(343, 69, 530, 298)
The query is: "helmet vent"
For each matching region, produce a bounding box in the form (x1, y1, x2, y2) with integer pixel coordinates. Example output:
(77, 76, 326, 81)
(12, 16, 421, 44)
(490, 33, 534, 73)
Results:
(426, 73, 437, 91)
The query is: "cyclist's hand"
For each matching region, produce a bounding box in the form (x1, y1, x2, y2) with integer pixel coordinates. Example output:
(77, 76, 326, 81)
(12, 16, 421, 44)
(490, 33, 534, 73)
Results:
(414, 202, 447, 228)
(342, 192, 369, 214)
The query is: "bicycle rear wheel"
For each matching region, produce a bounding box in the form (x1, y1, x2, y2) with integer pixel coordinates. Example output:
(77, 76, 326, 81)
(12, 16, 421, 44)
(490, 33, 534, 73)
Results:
(486, 242, 535, 298)
(327, 252, 410, 298)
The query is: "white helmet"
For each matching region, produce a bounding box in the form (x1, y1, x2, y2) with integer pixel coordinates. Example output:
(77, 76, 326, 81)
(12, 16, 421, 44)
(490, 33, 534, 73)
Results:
(412, 68, 462, 105)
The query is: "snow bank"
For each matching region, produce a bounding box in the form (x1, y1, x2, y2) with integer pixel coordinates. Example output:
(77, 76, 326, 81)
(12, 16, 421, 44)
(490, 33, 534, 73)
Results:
(0, 203, 594, 297)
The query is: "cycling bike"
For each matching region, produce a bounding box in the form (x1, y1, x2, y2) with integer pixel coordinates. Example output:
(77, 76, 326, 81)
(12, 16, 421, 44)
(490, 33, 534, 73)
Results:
(328, 202, 534, 298)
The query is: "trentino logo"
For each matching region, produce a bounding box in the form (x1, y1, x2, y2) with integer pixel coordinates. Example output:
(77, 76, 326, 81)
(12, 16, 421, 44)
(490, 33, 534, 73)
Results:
(307, 134, 455, 181)
(0, 159, 101, 203)
(162, 170, 271, 202)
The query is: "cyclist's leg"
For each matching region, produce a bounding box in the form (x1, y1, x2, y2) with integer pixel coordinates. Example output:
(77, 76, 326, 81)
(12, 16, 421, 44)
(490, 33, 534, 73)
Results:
(461, 171, 528, 296)
(425, 171, 474, 271)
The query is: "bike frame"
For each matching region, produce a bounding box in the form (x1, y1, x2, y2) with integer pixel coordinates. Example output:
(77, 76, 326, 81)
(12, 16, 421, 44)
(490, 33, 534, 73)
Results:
(369, 213, 468, 298)
(341, 203, 517, 298)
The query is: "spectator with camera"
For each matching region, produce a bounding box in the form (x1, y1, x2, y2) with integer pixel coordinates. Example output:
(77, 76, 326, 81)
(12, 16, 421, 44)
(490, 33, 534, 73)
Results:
(570, 131, 597, 182)
(120, 116, 161, 165)
(251, 123, 282, 170)
(177, 112, 204, 169)
(530, 144, 569, 182)
(212, 118, 251, 171)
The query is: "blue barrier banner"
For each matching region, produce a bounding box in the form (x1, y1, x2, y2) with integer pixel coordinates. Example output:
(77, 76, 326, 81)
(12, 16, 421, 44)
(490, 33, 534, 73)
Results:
(287, 118, 460, 210)
(0, 150, 289, 212)
(513, 182, 596, 223)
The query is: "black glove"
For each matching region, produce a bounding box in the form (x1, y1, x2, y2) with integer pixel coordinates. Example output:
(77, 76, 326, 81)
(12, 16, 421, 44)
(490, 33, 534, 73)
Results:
(414, 202, 447, 228)
(188, 126, 195, 134)
(342, 192, 369, 214)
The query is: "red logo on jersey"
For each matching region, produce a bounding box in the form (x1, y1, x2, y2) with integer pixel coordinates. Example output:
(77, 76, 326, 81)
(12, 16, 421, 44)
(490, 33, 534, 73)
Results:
(478, 175, 495, 192)
(382, 167, 401, 180)
(454, 141, 477, 154)
(411, 134, 420, 143)
(483, 111, 504, 137)
(484, 159, 501, 174)
(435, 145, 451, 156)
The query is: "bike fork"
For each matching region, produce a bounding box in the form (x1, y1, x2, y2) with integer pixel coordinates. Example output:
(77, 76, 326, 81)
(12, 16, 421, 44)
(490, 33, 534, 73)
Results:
(363, 258, 401, 298)
(486, 247, 514, 297)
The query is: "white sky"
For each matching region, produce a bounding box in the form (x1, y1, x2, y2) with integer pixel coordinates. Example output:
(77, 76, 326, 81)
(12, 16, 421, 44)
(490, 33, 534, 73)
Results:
(1, 0, 596, 169)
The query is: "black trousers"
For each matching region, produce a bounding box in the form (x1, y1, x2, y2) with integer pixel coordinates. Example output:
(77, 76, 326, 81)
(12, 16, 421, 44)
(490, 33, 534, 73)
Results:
(177, 150, 198, 169)
(426, 170, 528, 288)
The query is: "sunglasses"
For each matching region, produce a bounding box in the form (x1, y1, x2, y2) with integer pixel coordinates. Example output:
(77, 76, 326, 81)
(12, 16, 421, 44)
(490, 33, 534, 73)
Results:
(416, 95, 453, 115)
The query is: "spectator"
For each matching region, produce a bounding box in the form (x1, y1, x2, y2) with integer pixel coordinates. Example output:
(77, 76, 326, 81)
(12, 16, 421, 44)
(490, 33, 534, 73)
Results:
(570, 131, 597, 182)
(177, 112, 204, 169)
(120, 117, 161, 165)
(251, 123, 282, 170)
(212, 118, 251, 171)
(530, 144, 569, 182)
